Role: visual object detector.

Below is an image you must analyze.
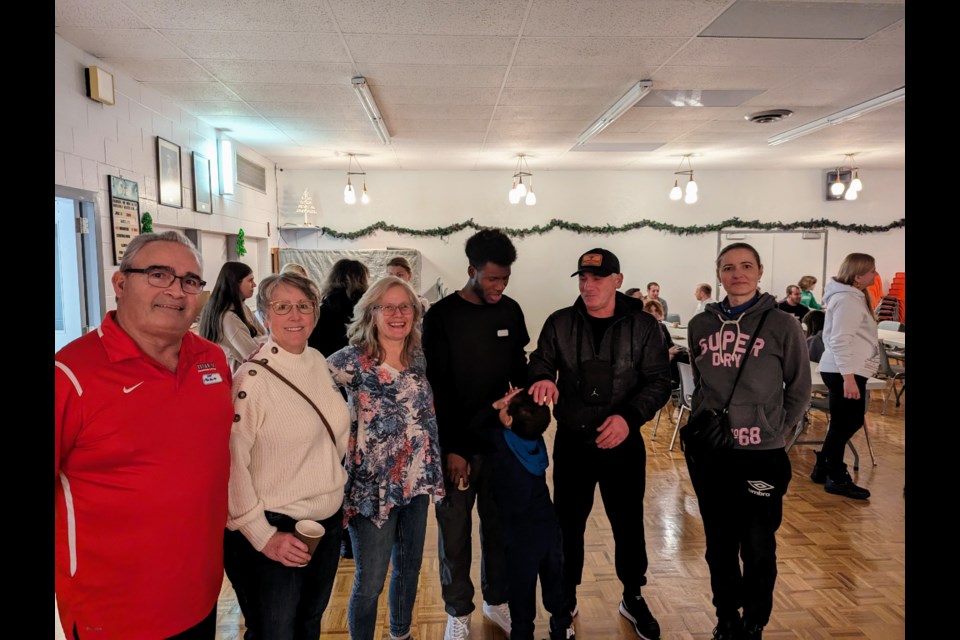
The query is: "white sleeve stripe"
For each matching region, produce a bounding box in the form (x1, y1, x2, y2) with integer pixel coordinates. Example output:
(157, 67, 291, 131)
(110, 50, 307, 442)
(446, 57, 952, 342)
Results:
(55, 362, 83, 397)
(59, 473, 78, 577)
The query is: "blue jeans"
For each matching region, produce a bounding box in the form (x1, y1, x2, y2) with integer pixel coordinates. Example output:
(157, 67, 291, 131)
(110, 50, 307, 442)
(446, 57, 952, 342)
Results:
(224, 509, 343, 640)
(348, 494, 430, 640)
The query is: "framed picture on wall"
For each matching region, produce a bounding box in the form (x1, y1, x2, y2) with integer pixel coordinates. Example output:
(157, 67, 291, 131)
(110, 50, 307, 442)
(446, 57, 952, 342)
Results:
(108, 176, 141, 265)
(157, 137, 182, 208)
(193, 152, 213, 214)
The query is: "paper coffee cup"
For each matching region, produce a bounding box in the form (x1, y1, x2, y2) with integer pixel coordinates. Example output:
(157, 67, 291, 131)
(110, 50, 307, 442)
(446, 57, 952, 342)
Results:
(294, 520, 325, 557)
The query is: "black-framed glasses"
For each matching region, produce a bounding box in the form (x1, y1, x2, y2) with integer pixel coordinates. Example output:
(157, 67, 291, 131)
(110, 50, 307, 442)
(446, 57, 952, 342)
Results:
(373, 303, 415, 316)
(268, 301, 316, 315)
(123, 267, 205, 294)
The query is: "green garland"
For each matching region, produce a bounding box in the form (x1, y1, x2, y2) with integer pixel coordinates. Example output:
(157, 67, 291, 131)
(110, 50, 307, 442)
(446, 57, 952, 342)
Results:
(236, 228, 247, 256)
(290, 217, 904, 240)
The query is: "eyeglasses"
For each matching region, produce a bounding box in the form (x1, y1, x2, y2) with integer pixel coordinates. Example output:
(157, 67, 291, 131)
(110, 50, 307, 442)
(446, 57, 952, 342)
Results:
(373, 303, 415, 316)
(268, 301, 316, 315)
(123, 267, 205, 294)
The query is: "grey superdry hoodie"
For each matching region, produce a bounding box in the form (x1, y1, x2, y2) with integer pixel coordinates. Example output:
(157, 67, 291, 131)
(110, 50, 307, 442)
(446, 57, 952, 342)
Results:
(686, 293, 812, 450)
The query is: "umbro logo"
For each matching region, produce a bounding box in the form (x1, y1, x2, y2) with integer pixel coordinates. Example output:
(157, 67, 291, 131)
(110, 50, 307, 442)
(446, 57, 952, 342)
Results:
(123, 381, 144, 394)
(747, 479, 774, 497)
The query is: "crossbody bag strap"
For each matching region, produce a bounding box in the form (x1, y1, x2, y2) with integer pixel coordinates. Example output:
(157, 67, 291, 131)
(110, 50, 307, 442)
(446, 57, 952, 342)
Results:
(721, 308, 772, 411)
(249, 359, 337, 444)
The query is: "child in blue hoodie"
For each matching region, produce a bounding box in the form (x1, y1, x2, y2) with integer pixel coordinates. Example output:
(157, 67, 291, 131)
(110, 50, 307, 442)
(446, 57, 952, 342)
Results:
(488, 388, 575, 640)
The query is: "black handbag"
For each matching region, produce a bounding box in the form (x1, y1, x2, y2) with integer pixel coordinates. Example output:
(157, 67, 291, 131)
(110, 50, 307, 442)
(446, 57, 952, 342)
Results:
(680, 309, 771, 458)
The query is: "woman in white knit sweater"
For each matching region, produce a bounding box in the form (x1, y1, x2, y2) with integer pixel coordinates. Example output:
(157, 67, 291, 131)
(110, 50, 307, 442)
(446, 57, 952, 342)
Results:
(224, 272, 351, 640)
(198, 261, 266, 372)
(811, 253, 881, 500)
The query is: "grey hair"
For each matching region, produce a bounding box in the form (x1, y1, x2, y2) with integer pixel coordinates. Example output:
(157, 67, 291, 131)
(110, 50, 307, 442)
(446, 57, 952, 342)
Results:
(346, 276, 422, 367)
(256, 273, 322, 330)
(118, 230, 203, 272)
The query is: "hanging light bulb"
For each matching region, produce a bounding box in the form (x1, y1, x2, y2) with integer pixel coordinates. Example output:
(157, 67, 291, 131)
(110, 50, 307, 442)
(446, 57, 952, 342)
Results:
(344, 178, 356, 204)
(830, 168, 845, 196)
(360, 180, 370, 204)
(516, 177, 527, 198)
(525, 185, 536, 206)
(669, 180, 682, 200)
(508, 181, 520, 203)
(684, 190, 698, 204)
(850, 168, 862, 193)
(844, 186, 858, 200)
(685, 175, 698, 195)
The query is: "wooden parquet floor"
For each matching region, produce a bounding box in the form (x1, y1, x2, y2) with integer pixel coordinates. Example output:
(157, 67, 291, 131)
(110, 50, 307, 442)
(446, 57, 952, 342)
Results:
(213, 393, 905, 639)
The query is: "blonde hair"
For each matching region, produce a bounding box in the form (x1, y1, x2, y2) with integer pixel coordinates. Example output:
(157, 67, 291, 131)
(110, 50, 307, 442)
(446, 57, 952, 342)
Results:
(281, 262, 308, 277)
(798, 275, 817, 291)
(346, 277, 423, 367)
(643, 299, 664, 318)
(833, 253, 876, 314)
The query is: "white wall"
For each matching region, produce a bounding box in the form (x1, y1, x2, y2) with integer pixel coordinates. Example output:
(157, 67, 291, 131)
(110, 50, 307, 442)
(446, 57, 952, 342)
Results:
(277, 169, 905, 342)
(54, 34, 277, 313)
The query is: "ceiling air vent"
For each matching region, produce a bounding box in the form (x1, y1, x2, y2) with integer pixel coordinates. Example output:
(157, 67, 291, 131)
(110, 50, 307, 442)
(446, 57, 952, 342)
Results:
(745, 109, 793, 124)
(236, 154, 267, 193)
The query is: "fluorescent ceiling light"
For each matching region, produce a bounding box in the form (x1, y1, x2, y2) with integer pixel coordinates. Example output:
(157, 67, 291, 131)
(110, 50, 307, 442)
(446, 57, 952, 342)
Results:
(767, 86, 905, 146)
(218, 138, 235, 195)
(352, 76, 390, 145)
(574, 80, 653, 147)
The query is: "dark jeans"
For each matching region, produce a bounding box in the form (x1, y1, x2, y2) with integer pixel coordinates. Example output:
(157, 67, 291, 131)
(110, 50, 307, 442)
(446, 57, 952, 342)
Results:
(685, 448, 791, 627)
(223, 509, 343, 640)
(348, 495, 430, 640)
(552, 426, 649, 611)
(505, 519, 571, 640)
(435, 452, 510, 616)
(821, 372, 868, 476)
(72, 606, 216, 640)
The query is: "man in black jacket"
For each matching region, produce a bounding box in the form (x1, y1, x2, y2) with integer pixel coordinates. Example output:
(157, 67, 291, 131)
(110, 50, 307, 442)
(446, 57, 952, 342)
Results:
(423, 229, 530, 640)
(528, 248, 672, 640)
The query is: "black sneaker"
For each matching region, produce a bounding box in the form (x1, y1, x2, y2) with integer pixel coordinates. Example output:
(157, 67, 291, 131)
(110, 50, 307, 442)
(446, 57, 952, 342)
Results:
(742, 623, 764, 639)
(712, 612, 742, 640)
(618, 596, 660, 640)
(824, 464, 870, 500)
(810, 450, 827, 484)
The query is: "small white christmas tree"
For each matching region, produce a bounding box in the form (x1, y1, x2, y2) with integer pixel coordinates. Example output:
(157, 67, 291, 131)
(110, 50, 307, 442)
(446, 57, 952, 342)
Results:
(296, 188, 318, 226)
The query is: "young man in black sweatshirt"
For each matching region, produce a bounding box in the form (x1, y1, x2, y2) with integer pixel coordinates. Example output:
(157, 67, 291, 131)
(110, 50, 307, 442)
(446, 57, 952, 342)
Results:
(422, 229, 530, 640)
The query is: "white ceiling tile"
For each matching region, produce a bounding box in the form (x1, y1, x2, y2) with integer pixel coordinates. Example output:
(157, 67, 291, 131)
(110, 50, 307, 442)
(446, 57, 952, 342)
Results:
(381, 104, 496, 120)
(249, 105, 369, 120)
(225, 84, 357, 104)
(373, 87, 501, 106)
(179, 101, 259, 117)
(345, 35, 515, 65)
(669, 37, 857, 69)
(100, 58, 213, 82)
(516, 37, 687, 66)
(360, 64, 507, 88)
(499, 88, 630, 107)
(505, 66, 652, 89)
(161, 30, 351, 62)
(142, 81, 238, 102)
(203, 61, 356, 85)
(755, 76, 905, 109)
(653, 66, 797, 90)
(54, 27, 187, 58)
(487, 120, 585, 135)
(122, 0, 339, 32)
(332, 0, 528, 36)
(494, 105, 598, 121)
(56, 0, 145, 28)
(267, 115, 373, 129)
(525, 0, 731, 37)
(390, 119, 490, 134)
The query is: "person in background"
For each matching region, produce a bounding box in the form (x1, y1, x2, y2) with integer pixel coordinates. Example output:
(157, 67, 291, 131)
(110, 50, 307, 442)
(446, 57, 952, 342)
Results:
(798, 275, 823, 310)
(281, 262, 309, 278)
(224, 272, 351, 640)
(646, 282, 668, 315)
(423, 229, 529, 640)
(199, 261, 266, 372)
(777, 285, 809, 322)
(484, 388, 576, 640)
(694, 283, 713, 315)
(386, 255, 431, 314)
(529, 248, 672, 640)
(810, 254, 881, 500)
(686, 242, 811, 640)
(624, 287, 642, 298)
(56, 231, 233, 639)
(327, 276, 445, 640)
(308, 259, 370, 357)
(802, 310, 826, 363)
(644, 299, 685, 387)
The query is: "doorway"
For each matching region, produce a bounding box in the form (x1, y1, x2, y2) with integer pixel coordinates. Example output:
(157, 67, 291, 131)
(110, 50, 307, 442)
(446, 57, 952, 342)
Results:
(55, 191, 103, 352)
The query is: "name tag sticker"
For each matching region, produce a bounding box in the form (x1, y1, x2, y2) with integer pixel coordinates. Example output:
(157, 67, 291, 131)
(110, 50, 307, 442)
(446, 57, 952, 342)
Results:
(202, 373, 223, 385)
(497, 329, 509, 337)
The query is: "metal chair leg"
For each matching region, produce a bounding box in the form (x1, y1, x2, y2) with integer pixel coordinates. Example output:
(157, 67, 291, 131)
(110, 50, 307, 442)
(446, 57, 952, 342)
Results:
(668, 406, 687, 451)
(847, 440, 860, 471)
(863, 416, 878, 466)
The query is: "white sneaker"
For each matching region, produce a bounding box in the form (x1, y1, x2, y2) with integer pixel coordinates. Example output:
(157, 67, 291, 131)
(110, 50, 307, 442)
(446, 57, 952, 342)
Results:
(482, 601, 512, 637)
(444, 614, 472, 640)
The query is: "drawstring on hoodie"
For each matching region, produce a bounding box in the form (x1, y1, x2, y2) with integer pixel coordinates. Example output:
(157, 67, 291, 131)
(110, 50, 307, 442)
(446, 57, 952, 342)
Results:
(716, 311, 747, 352)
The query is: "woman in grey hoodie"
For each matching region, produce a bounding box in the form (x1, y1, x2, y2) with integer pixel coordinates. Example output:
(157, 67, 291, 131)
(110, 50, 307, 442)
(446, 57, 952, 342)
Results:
(686, 243, 811, 640)
(811, 254, 881, 500)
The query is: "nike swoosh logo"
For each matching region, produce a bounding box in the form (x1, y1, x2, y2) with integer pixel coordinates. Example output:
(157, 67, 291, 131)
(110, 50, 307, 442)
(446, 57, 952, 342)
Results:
(123, 382, 144, 394)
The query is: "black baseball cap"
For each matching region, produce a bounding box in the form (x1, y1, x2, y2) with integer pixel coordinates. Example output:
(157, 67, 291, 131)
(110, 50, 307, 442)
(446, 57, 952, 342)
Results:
(571, 248, 621, 277)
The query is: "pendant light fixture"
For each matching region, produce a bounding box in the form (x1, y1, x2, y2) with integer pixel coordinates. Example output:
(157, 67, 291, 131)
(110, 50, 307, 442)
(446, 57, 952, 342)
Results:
(343, 154, 369, 205)
(669, 154, 698, 204)
(828, 153, 863, 201)
(508, 155, 537, 206)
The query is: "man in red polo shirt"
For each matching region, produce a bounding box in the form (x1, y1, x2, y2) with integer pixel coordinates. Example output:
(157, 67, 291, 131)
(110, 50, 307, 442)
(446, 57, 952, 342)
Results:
(55, 231, 234, 639)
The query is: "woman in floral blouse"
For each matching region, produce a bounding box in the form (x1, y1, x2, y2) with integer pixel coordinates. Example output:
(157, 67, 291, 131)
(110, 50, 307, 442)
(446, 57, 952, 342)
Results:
(327, 276, 445, 640)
